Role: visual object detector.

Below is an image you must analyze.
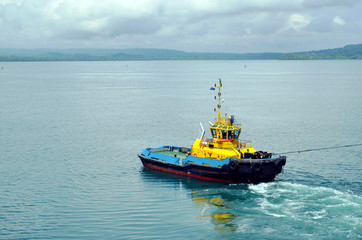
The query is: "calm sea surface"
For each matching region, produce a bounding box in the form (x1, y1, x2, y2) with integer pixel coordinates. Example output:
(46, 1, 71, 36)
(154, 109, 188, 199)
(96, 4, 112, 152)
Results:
(0, 60, 361, 239)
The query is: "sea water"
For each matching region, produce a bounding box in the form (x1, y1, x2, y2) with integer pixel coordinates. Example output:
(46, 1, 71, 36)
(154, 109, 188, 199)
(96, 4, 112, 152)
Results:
(0, 60, 361, 239)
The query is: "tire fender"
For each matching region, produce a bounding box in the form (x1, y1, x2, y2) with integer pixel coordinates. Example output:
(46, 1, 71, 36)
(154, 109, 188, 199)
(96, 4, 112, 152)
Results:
(251, 162, 261, 173)
(229, 160, 238, 171)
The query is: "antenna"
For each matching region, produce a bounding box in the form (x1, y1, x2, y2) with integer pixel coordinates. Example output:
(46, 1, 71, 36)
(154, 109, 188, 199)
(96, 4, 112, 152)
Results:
(214, 78, 224, 124)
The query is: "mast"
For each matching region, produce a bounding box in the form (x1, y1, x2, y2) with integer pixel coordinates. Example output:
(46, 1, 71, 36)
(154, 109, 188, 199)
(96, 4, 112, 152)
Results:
(215, 78, 225, 125)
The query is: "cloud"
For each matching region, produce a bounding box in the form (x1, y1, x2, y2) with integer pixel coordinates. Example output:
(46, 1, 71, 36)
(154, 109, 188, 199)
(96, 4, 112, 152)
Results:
(0, 0, 361, 52)
(333, 16, 345, 25)
(287, 13, 310, 31)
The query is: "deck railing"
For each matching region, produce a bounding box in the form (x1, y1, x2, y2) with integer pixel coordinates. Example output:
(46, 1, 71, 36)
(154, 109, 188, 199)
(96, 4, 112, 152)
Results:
(238, 140, 252, 149)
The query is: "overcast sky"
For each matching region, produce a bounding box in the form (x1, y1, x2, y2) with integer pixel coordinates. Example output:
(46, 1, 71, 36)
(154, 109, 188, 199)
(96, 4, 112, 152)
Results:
(1, 0, 361, 53)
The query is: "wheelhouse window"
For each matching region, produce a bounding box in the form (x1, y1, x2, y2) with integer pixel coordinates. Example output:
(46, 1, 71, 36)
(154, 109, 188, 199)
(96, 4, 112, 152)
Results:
(228, 130, 234, 139)
(234, 129, 241, 139)
(222, 130, 227, 139)
(211, 128, 216, 138)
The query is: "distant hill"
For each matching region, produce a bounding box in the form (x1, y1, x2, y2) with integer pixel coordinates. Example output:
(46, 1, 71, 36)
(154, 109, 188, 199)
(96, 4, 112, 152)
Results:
(279, 44, 362, 60)
(0, 44, 361, 61)
(0, 48, 282, 61)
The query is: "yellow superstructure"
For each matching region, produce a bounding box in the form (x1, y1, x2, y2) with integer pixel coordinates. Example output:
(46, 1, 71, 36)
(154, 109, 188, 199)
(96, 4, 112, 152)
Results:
(190, 79, 257, 160)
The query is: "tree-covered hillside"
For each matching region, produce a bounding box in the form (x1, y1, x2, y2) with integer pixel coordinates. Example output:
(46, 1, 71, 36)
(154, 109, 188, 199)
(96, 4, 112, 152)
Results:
(279, 44, 362, 60)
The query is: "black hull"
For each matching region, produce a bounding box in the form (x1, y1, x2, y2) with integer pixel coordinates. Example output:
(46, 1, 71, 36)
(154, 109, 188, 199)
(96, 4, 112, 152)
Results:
(138, 154, 286, 184)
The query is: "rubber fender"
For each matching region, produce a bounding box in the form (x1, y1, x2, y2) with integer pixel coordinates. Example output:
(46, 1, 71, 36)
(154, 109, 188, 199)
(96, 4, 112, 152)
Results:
(274, 159, 283, 172)
(251, 162, 262, 173)
(280, 156, 287, 166)
(275, 159, 283, 168)
(228, 160, 238, 171)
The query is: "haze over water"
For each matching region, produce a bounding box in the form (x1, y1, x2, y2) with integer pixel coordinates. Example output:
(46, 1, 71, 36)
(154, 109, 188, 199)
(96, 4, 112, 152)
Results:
(0, 60, 361, 239)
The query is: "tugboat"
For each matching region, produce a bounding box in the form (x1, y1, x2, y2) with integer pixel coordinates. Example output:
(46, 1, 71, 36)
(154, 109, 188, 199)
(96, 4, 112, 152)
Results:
(138, 79, 286, 184)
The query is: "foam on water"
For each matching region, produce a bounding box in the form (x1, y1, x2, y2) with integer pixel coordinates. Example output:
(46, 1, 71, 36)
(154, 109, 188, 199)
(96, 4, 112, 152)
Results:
(246, 182, 361, 239)
(189, 181, 361, 239)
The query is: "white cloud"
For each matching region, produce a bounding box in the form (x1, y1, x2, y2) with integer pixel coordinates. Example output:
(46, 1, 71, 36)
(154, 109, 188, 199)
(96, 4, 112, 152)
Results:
(288, 13, 310, 31)
(333, 16, 346, 25)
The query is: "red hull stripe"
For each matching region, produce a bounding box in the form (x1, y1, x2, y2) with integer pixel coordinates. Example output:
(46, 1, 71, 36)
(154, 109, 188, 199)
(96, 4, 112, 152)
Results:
(143, 163, 236, 184)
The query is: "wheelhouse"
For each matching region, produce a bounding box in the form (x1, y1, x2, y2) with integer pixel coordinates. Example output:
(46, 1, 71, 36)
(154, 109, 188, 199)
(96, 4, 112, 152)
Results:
(210, 124, 241, 141)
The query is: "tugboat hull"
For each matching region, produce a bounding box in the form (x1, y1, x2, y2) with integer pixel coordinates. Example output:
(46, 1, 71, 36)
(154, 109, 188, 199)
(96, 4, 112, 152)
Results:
(138, 146, 286, 184)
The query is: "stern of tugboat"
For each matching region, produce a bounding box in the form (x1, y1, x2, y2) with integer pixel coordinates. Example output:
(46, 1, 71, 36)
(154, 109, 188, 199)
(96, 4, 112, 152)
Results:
(227, 154, 287, 183)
